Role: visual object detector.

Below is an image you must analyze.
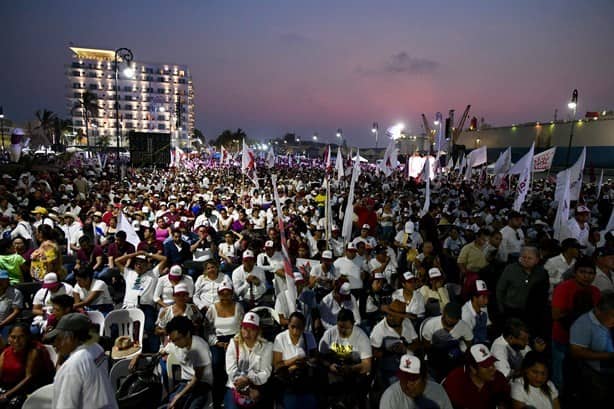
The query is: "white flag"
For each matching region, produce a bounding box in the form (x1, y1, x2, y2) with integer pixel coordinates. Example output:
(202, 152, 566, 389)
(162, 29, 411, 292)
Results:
(380, 141, 397, 176)
(342, 149, 361, 243)
(468, 146, 487, 167)
(421, 157, 431, 216)
(532, 147, 556, 172)
(493, 148, 511, 175)
(512, 143, 534, 211)
(597, 169, 604, 199)
(335, 147, 344, 182)
(553, 170, 570, 241)
(265, 147, 276, 169)
(241, 139, 255, 174)
(508, 143, 535, 176)
(568, 147, 586, 201)
(117, 211, 141, 248)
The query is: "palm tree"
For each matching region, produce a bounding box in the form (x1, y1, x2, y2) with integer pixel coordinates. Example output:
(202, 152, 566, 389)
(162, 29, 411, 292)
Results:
(35, 109, 56, 145)
(74, 91, 98, 146)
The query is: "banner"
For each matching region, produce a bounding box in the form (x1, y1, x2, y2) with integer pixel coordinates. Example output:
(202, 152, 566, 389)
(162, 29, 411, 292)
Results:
(568, 147, 586, 201)
(467, 146, 487, 167)
(117, 211, 141, 248)
(265, 147, 275, 169)
(493, 147, 511, 175)
(342, 149, 361, 243)
(335, 147, 344, 182)
(421, 156, 431, 216)
(508, 143, 535, 176)
(553, 170, 570, 241)
(532, 147, 556, 172)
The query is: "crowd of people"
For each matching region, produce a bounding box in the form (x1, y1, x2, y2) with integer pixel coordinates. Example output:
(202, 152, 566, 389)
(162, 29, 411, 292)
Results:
(0, 153, 613, 409)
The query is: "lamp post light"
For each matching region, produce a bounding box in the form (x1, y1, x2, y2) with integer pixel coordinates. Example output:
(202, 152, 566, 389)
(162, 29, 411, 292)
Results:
(0, 106, 4, 151)
(565, 89, 578, 167)
(313, 133, 318, 142)
(114, 47, 134, 181)
(372, 122, 379, 148)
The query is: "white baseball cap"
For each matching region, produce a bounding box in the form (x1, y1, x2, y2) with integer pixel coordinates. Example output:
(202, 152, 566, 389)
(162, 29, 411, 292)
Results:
(361, 224, 370, 230)
(321, 250, 333, 260)
(339, 282, 351, 295)
(264, 240, 274, 248)
(469, 344, 497, 367)
(242, 250, 255, 259)
(293, 272, 306, 284)
(173, 283, 190, 295)
(402, 271, 416, 281)
(404, 221, 415, 234)
(241, 311, 260, 329)
(428, 267, 442, 279)
(217, 279, 233, 293)
(398, 354, 421, 380)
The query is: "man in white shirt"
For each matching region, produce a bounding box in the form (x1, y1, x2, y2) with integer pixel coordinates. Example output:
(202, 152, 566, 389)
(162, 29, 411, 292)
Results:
(61, 212, 84, 256)
(352, 224, 377, 250)
(498, 211, 525, 263)
(232, 250, 267, 307)
(47, 313, 117, 409)
(560, 205, 591, 247)
(491, 318, 545, 379)
(256, 240, 285, 295)
(543, 238, 581, 297)
(592, 246, 614, 293)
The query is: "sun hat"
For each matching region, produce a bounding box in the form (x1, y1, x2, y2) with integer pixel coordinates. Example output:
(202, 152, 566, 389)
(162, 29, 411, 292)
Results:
(381, 299, 409, 317)
(111, 336, 141, 359)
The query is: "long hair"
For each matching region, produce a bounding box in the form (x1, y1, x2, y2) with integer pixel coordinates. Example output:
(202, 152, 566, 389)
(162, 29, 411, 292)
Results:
(520, 351, 552, 401)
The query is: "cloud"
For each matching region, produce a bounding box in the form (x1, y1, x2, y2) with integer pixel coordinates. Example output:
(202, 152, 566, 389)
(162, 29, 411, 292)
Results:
(357, 52, 440, 76)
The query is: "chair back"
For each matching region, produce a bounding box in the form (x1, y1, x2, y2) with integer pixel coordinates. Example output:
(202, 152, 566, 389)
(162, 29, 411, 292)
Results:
(110, 358, 132, 392)
(86, 310, 106, 336)
(22, 384, 53, 409)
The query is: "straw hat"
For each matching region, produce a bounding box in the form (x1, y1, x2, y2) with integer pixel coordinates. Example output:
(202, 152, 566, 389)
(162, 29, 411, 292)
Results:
(381, 299, 410, 317)
(111, 336, 141, 359)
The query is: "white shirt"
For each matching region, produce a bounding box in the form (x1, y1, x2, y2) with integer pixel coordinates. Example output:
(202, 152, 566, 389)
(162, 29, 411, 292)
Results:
(74, 279, 112, 306)
(52, 342, 117, 409)
(560, 217, 589, 247)
(193, 274, 226, 310)
(163, 335, 213, 385)
(593, 266, 614, 293)
(122, 265, 159, 308)
(273, 329, 317, 360)
(318, 292, 361, 329)
(491, 335, 531, 378)
(333, 256, 363, 290)
(153, 275, 194, 305)
(225, 337, 273, 388)
(499, 225, 524, 262)
(511, 378, 558, 409)
(232, 264, 267, 301)
(319, 325, 372, 363)
(461, 300, 491, 331)
(368, 258, 397, 285)
(420, 316, 473, 352)
(379, 380, 453, 409)
(205, 303, 244, 344)
(33, 283, 74, 313)
(391, 289, 426, 318)
(543, 254, 575, 297)
(370, 317, 418, 349)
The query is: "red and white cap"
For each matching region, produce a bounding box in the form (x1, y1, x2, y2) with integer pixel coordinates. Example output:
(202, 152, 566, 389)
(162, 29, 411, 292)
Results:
(264, 240, 274, 248)
(173, 282, 190, 295)
(361, 224, 371, 230)
(576, 205, 590, 214)
(42, 273, 60, 289)
(346, 242, 357, 251)
(321, 250, 333, 260)
(428, 267, 442, 279)
(398, 354, 421, 381)
(469, 344, 497, 368)
(169, 265, 183, 280)
(474, 280, 490, 296)
(241, 311, 260, 330)
(242, 250, 255, 259)
(217, 279, 233, 293)
(293, 272, 306, 284)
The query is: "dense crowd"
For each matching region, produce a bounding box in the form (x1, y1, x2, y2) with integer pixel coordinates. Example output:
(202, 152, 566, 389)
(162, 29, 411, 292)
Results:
(0, 155, 613, 409)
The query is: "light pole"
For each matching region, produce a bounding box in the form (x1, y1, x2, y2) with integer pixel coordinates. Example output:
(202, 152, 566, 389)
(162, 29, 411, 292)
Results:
(114, 47, 134, 180)
(336, 128, 342, 146)
(565, 89, 578, 167)
(372, 122, 379, 148)
(0, 106, 4, 151)
(313, 133, 318, 142)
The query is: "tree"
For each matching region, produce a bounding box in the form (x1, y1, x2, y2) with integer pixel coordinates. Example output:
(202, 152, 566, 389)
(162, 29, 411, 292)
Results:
(73, 91, 98, 146)
(193, 128, 205, 143)
(213, 128, 248, 149)
(35, 109, 56, 145)
(282, 132, 296, 144)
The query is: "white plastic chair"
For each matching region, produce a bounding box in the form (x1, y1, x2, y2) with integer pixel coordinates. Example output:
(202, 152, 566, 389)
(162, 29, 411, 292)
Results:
(43, 344, 58, 367)
(103, 308, 145, 359)
(87, 310, 106, 336)
(166, 352, 213, 408)
(109, 358, 132, 392)
(22, 384, 53, 409)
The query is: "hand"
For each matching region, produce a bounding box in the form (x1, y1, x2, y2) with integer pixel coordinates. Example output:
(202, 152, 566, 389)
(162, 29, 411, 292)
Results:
(128, 354, 141, 371)
(0, 394, 8, 401)
(329, 363, 339, 374)
(168, 395, 180, 409)
(533, 338, 546, 353)
(234, 376, 250, 390)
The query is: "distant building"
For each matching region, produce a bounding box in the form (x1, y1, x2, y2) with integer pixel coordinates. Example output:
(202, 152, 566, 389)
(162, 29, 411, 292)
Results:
(66, 46, 195, 148)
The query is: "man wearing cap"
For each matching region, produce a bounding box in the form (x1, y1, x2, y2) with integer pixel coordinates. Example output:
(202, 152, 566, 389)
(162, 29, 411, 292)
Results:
(369, 245, 397, 286)
(60, 212, 83, 256)
(46, 313, 117, 408)
(593, 246, 614, 293)
(498, 211, 525, 264)
(370, 300, 419, 389)
(461, 280, 491, 345)
(31, 272, 74, 335)
(309, 250, 338, 301)
(379, 354, 453, 409)
(232, 250, 267, 308)
(319, 280, 361, 330)
(154, 264, 195, 308)
(560, 205, 591, 247)
(257, 240, 286, 295)
(31, 206, 54, 230)
(442, 344, 510, 409)
(352, 224, 377, 250)
(334, 243, 368, 312)
(544, 238, 582, 297)
(10, 211, 33, 245)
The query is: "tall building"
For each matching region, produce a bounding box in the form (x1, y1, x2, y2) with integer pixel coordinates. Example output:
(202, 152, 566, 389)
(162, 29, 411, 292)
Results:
(66, 46, 195, 148)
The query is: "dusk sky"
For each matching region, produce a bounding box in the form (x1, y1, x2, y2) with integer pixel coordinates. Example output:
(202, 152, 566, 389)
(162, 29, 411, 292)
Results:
(2, 0, 614, 147)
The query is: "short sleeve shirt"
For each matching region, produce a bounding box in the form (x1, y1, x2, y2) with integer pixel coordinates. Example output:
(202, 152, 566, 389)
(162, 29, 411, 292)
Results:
(319, 325, 372, 363)
(370, 317, 418, 349)
(163, 335, 213, 384)
(273, 329, 317, 360)
(421, 316, 473, 352)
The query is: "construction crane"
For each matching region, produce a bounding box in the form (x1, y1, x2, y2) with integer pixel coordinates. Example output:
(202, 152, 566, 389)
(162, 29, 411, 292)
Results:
(452, 105, 471, 146)
(421, 113, 435, 150)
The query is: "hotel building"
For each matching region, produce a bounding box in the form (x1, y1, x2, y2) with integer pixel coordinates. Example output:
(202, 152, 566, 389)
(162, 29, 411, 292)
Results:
(66, 46, 195, 148)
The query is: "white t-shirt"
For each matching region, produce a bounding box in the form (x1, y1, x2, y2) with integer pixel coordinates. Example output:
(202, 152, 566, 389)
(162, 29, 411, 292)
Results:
(225, 337, 273, 388)
(33, 283, 74, 313)
(164, 335, 213, 384)
(461, 300, 491, 331)
(205, 302, 244, 344)
(154, 275, 195, 305)
(273, 329, 317, 360)
(231, 265, 267, 301)
(333, 257, 363, 290)
(420, 316, 473, 352)
(319, 325, 372, 363)
(391, 289, 426, 318)
(122, 265, 159, 308)
(193, 274, 226, 310)
(52, 342, 117, 409)
(318, 292, 361, 329)
(370, 317, 418, 349)
(379, 380, 453, 409)
(511, 378, 558, 409)
(75, 279, 113, 306)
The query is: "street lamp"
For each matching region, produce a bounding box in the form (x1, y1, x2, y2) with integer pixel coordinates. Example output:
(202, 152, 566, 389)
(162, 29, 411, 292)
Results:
(313, 133, 318, 141)
(0, 106, 4, 150)
(565, 89, 578, 167)
(336, 128, 342, 146)
(372, 122, 379, 148)
(114, 47, 134, 181)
